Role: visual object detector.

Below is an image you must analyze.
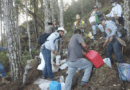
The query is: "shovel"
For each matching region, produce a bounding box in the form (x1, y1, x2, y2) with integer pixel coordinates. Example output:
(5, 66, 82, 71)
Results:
(115, 36, 126, 47)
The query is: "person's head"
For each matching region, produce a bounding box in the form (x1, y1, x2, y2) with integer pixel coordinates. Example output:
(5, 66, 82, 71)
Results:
(76, 14, 81, 22)
(99, 17, 106, 26)
(53, 19, 57, 25)
(74, 29, 82, 36)
(57, 27, 67, 37)
(93, 6, 98, 11)
(48, 22, 53, 26)
(111, 0, 118, 7)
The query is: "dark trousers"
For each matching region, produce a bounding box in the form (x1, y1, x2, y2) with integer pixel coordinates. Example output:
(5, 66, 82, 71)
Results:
(106, 38, 123, 63)
(112, 17, 124, 24)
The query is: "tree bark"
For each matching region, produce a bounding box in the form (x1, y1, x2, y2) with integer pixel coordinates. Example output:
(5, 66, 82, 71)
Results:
(59, 0, 64, 59)
(51, 0, 55, 21)
(96, 0, 102, 8)
(25, 0, 33, 59)
(44, 0, 50, 31)
(124, 0, 130, 42)
(3, 0, 22, 81)
(0, 0, 3, 47)
(55, 0, 60, 23)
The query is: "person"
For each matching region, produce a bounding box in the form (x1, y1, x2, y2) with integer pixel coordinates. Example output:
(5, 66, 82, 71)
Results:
(0, 47, 9, 84)
(91, 6, 105, 40)
(45, 22, 55, 34)
(41, 27, 67, 80)
(99, 17, 123, 64)
(64, 29, 93, 90)
(104, 0, 123, 24)
(53, 19, 59, 31)
(73, 14, 87, 39)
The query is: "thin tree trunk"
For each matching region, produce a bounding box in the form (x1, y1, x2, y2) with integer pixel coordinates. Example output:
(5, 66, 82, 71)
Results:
(124, 0, 130, 42)
(51, 0, 55, 21)
(0, 0, 3, 47)
(33, 0, 38, 39)
(16, 0, 22, 76)
(55, 0, 60, 23)
(44, 0, 50, 31)
(25, 0, 33, 59)
(60, 0, 64, 59)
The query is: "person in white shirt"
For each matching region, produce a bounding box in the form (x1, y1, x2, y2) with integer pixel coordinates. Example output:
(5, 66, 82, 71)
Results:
(41, 27, 67, 80)
(104, 0, 123, 24)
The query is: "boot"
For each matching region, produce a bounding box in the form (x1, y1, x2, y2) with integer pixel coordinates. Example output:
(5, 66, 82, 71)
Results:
(1, 77, 10, 84)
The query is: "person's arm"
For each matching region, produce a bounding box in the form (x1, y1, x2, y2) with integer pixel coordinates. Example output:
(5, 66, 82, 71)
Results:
(109, 22, 117, 37)
(106, 9, 112, 18)
(81, 42, 89, 52)
(103, 39, 109, 47)
(91, 11, 96, 16)
(79, 22, 87, 29)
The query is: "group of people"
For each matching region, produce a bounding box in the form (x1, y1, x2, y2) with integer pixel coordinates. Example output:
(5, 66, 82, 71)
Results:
(0, 0, 125, 89)
(40, 0, 124, 90)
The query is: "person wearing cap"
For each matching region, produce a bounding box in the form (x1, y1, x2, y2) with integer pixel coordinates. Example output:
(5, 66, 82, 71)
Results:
(45, 22, 55, 34)
(65, 29, 92, 90)
(41, 27, 67, 80)
(104, 0, 123, 24)
(53, 19, 59, 31)
(73, 14, 87, 39)
(99, 17, 123, 63)
(91, 6, 105, 40)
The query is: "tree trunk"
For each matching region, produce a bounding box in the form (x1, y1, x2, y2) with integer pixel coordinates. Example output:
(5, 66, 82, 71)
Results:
(55, 0, 60, 23)
(80, 0, 83, 15)
(44, 0, 50, 31)
(51, 0, 55, 21)
(0, 0, 3, 47)
(96, 0, 102, 8)
(3, 0, 22, 81)
(33, 0, 38, 39)
(124, 0, 130, 42)
(25, 0, 33, 59)
(60, 0, 64, 59)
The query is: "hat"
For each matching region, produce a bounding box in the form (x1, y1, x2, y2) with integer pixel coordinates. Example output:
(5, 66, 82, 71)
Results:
(57, 27, 67, 34)
(53, 19, 56, 22)
(76, 14, 80, 19)
(94, 6, 98, 9)
(48, 22, 53, 25)
(111, 0, 117, 3)
(99, 17, 106, 24)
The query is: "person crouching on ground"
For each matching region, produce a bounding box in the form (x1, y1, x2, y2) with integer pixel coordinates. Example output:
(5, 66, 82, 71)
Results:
(41, 27, 67, 80)
(99, 17, 123, 64)
(64, 29, 93, 90)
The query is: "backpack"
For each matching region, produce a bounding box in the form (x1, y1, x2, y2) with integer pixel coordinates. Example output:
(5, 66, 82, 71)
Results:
(38, 33, 50, 46)
(116, 24, 126, 38)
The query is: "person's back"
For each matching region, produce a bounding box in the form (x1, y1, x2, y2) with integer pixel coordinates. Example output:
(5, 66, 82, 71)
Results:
(67, 34, 83, 62)
(45, 25, 55, 34)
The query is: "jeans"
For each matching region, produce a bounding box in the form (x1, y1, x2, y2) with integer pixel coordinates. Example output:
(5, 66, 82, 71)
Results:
(0, 63, 6, 78)
(106, 37, 123, 63)
(41, 47, 54, 79)
(65, 58, 93, 90)
(92, 23, 104, 35)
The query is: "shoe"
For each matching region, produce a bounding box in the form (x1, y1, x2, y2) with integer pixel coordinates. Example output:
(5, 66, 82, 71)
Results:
(80, 81, 88, 86)
(42, 76, 47, 79)
(49, 77, 59, 81)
